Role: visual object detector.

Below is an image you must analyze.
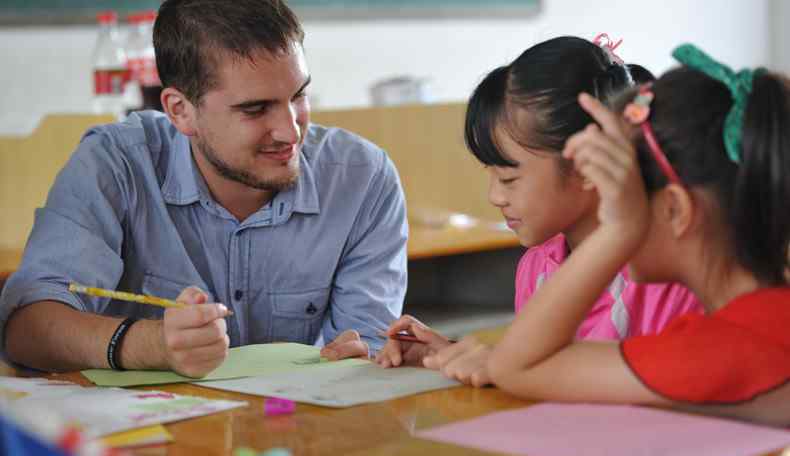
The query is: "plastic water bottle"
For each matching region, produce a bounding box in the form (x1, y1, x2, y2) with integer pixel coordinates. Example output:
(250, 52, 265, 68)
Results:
(91, 11, 129, 118)
(125, 10, 162, 113)
(123, 13, 143, 113)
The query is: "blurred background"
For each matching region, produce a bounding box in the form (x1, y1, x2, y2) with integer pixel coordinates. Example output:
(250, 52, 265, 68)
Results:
(0, 0, 787, 134)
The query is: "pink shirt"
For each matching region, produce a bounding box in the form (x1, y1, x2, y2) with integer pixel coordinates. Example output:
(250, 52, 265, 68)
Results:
(515, 234, 703, 340)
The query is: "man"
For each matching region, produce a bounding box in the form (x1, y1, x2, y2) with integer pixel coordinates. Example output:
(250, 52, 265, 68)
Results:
(0, 0, 407, 378)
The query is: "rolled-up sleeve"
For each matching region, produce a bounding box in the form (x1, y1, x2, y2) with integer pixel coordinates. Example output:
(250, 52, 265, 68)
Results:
(0, 131, 128, 352)
(322, 154, 408, 353)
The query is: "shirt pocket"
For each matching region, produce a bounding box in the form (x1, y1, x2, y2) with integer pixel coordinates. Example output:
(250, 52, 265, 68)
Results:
(140, 272, 212, 318)
(269, 288, 330, 344)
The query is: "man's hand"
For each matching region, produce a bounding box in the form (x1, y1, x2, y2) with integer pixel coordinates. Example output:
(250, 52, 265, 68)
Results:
(374, 315, 452, 368)
(423, 336, 492, 388)
(162, 286, 231, 378)
(321, 329, 369, 360)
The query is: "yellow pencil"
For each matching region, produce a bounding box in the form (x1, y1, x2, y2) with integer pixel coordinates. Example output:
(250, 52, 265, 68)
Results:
(68, 283, 234, 316)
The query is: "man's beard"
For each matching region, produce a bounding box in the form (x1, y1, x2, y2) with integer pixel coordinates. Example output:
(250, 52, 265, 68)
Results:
(196, 136, 299, 192)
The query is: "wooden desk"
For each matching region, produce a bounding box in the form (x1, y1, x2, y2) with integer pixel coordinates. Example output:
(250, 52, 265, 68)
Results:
(407, 224, 518, 260)
(1, 349, 784, 456)
(0, 361, 531, 455)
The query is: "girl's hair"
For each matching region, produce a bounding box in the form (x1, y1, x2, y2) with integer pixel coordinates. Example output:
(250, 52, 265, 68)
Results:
(465, 36, 653, 168)
(634, 67, 790, 285)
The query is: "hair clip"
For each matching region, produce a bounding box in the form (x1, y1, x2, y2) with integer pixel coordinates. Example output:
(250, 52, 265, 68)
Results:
(624, 84, 683, 186)
(593, 33, 625, 65)
(624, 85, 654, 124)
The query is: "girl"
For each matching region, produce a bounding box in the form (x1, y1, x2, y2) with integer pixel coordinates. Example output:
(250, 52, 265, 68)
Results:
(484, 44, 790, 425)
(376, 36, 702, 385)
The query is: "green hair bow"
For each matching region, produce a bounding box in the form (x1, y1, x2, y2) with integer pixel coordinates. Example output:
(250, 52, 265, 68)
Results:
(672, 44, 760, 163)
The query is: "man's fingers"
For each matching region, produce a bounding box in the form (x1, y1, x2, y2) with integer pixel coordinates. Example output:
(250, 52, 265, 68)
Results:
(170, 335, 230, 378)
(165, 303, 230, 330)
(321, 339, 368, 360)
(175, 286, 209, 305)
(165, 318, 228, 350)
(324, 329, 361, 350)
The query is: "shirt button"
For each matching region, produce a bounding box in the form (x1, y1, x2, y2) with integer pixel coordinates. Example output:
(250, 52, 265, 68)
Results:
(234, 290, 244, 301)
(306, 303, 317, 315)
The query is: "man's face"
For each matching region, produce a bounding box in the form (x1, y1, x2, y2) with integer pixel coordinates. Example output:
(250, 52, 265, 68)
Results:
(191, 42, 310, 192)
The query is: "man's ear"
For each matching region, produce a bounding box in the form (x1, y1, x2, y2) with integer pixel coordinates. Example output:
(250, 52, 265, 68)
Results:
(161, 87, 198, 136)
(659, 183, 695, 238)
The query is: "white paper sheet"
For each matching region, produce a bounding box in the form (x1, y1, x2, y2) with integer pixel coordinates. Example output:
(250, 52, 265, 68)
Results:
(0, 376, 246, 438)
(199, 362, 461, 407)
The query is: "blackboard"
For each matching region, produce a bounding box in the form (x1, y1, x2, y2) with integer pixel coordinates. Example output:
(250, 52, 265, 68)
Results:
(0, 0, 540, 25)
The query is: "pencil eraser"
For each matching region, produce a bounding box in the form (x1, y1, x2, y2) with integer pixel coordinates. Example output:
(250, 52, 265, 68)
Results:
(264, 397, 295, 416)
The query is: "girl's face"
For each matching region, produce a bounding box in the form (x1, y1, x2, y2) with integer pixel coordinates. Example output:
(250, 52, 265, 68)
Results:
(488, 124, 596, 247)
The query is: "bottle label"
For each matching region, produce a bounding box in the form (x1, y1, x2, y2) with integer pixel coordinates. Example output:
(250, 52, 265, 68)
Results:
(128, 57, 161, 87)
(94, 69, 130, 95)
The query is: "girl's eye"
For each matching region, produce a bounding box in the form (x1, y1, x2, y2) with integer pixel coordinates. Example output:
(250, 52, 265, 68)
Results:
(500, 178, 517, 185)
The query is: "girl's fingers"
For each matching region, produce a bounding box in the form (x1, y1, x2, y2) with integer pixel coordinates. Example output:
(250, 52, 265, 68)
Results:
(577, 160, 621, 200)
(577, 93, 632, 149)
(423, 337, 474, 370)
(573, 144, 631, 186)
(567, 125, 634, 170)
(386, 315, 425, 336)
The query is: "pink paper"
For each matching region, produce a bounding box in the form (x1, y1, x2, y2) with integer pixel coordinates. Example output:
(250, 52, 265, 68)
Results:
(417, 403, 790, 456)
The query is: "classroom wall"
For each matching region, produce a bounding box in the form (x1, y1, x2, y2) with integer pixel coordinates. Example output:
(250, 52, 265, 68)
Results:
(0, 0, 773, 135)
(770, 0, 790, 73)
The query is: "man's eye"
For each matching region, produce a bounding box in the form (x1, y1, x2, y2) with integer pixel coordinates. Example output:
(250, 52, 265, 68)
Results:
(242, 106, 267, 116)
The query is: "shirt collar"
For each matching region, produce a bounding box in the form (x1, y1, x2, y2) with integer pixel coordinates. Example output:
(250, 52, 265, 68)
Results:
(161, 131, 320, 215)
(544, 233, 570, 265)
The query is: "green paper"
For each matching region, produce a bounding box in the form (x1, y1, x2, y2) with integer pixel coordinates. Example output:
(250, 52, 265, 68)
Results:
(82, 343, 369, 387)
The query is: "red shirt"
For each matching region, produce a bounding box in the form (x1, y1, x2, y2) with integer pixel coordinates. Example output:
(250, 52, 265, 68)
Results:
(621, 288, 790, 404)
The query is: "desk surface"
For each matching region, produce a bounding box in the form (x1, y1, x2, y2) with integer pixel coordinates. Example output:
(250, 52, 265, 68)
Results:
(1, 322, 784, 456)
(407, 224, 518, 260)
(0, 361, 531, 456)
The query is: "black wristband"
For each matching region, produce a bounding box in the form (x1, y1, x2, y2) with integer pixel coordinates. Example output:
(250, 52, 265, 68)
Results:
(107, 317, 138, 371)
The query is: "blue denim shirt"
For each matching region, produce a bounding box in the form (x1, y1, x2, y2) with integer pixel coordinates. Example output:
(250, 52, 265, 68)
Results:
(0, 111, 408, 353)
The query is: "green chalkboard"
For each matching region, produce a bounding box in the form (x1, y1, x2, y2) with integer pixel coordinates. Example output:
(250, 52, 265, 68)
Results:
(0, 0, 539, 25)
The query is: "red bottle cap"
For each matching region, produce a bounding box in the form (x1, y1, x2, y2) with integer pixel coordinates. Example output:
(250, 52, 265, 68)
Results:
(96, 11, 118, 24)
(139, 10, 158, 23)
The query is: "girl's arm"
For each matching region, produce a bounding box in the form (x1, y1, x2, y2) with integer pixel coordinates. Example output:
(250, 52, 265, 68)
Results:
(487, 93, 665, 404)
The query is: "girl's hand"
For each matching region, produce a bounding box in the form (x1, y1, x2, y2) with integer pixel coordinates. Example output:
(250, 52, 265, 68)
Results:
(375, 315, 452, 368)
(423, 336, 492, 388)
(563, 93, 650, 245)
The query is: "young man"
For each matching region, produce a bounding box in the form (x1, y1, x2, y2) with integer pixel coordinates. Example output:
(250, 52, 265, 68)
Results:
(0, 0, 407, 378)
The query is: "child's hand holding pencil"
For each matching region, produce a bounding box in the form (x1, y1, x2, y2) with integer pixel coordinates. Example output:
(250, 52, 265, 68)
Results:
(375, 315, 454, 368)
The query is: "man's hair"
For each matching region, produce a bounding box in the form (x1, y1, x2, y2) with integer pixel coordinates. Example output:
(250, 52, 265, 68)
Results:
(154, 0, 305, 104)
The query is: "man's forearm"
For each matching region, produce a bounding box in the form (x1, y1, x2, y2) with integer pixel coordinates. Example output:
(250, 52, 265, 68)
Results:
(5, 301, 167, 372)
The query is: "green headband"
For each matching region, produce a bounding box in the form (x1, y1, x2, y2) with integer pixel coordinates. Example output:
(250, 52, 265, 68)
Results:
(672, 44, 761, 163)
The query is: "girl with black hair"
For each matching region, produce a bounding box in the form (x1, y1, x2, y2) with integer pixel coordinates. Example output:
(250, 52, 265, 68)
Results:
(376, 36, 701, 387)
(486, 44, 790, 425)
